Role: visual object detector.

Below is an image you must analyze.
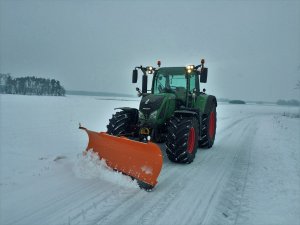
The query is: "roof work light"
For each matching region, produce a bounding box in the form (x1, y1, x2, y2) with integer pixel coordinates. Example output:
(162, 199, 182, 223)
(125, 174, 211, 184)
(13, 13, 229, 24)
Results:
(147, 66, 154, 74)
(186, 65, 195, 74)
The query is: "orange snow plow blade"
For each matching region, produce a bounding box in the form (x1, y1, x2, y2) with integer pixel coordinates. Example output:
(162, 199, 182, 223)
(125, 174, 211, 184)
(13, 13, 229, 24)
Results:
(80, 127, 163, 187)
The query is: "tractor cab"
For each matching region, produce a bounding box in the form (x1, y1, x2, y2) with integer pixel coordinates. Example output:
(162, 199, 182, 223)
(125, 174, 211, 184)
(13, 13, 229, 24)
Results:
(152, 67, 199, 108)
(133, 61, 207, 96)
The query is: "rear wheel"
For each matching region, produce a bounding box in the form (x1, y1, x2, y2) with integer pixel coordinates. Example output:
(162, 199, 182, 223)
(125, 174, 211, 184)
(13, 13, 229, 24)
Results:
(199, 104, 217, 148)
(107, 111, 137, 136)
(166, 116, 199, 163)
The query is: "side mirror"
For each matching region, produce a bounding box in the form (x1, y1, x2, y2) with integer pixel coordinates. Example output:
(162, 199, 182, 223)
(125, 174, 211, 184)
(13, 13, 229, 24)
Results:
(132, 69, 138, 83)
(200, 68, 208, 83)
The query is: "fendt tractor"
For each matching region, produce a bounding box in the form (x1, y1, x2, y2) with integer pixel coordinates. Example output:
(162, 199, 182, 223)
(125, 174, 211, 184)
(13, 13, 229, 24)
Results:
(80, 59, 217, 190)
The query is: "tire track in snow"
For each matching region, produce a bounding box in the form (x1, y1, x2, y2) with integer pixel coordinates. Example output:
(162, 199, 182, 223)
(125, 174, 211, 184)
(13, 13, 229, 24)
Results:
(49, 185, 136, 225)
(74, 188, 137, 225)
(6, 180, 102, 225)
(203, 117, 259, 225)
(4, 164, 136, 225)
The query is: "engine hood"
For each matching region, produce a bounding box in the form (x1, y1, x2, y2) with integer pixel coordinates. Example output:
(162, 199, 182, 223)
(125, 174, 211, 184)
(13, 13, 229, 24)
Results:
(139, 93, 176, 126)
(139, 94, 165, 115)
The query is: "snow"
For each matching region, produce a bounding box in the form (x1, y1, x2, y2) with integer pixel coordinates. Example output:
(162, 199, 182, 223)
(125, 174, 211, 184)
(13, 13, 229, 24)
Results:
(141, 165, 153, 175)
(74, 150, 138, 189)
(0, 94, 300, 225)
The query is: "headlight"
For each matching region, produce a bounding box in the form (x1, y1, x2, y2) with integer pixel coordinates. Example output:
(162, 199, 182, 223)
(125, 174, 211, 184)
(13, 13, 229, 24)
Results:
(139, 111, 144, 119)
(149, 110, 158, 120)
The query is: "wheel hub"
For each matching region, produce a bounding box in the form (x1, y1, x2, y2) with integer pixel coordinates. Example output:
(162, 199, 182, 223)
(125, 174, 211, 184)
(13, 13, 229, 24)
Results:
(187, 127, 195, 153)
(209, 111, 216, 139)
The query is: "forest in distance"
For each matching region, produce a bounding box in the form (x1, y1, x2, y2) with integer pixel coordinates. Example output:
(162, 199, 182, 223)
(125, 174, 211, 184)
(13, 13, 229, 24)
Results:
(0, 73, 65, 96)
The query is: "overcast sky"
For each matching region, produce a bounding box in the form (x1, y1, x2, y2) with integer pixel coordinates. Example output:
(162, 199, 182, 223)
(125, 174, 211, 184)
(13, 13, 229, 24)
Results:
(0, 0, 299, 101)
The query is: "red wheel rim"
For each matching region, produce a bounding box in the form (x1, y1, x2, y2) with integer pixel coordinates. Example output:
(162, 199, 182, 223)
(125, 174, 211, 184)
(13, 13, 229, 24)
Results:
(187, 127, 195, 153)
(209, 111, 216, 139)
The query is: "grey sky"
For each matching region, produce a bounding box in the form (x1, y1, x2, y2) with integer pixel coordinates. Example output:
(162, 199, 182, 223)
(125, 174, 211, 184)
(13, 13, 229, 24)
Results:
(0, 0, 299, 101)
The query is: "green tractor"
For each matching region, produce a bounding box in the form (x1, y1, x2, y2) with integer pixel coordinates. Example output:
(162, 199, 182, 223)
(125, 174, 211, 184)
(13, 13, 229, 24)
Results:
(107, 59, 217, 162)
(80, 59, 217, 189)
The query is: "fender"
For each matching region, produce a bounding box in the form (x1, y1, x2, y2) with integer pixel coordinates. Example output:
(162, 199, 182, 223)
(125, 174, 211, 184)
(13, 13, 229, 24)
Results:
(174, 109, 199, 118)
(115, 107, 139, 123)
(115, 107, 138, 113)
(203, 95, 217, 114)
(174, 110, 201, 126)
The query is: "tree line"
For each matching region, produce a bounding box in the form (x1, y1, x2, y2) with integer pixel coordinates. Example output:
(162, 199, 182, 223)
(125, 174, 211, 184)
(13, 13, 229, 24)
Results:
(276, 99, 300, 106)
(0, 73, 65, 96)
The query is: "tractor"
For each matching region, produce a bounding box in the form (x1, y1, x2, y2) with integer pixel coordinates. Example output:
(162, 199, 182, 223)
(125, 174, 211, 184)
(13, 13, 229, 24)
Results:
(80, 59, 217, 190)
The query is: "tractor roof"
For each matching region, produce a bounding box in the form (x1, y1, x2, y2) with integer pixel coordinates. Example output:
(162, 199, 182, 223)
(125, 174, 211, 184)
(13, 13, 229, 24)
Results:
(157, 67, 186, 75)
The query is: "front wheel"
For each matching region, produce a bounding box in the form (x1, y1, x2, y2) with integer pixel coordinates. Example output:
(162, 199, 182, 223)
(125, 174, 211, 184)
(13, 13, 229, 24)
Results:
(106, 110, 137, 136)
(166, 116, 199, 163)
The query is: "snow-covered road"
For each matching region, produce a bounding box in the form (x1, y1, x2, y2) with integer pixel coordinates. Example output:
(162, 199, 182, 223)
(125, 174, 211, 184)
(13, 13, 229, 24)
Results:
(0, 95, 299, 225)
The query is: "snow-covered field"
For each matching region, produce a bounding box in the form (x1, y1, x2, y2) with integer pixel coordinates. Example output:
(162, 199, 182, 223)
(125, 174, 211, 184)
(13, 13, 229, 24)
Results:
(0, 94, 299, 225)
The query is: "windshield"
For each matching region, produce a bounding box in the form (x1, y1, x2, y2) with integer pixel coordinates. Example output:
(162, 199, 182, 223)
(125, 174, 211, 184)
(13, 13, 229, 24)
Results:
(153, 71, 196, 94)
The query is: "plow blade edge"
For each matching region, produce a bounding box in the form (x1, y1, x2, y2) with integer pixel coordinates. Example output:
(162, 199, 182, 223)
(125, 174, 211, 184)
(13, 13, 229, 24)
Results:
(80, 127, 163, 187)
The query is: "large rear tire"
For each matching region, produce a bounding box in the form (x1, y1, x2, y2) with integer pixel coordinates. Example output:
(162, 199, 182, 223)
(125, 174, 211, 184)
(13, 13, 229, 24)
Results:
(107, 111, 137, 136)
(199, 103, 217, 148)
(166, 116, 199, 163)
